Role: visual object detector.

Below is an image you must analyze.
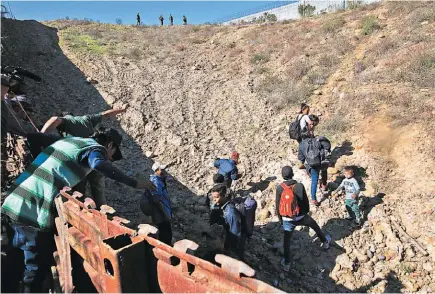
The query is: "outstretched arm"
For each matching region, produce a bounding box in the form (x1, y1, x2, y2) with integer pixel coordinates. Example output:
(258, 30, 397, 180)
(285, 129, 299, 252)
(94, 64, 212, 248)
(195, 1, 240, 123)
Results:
(40, 116, 63, 133)
(100, 106, 127, 119)
(88, 149, 155, 190)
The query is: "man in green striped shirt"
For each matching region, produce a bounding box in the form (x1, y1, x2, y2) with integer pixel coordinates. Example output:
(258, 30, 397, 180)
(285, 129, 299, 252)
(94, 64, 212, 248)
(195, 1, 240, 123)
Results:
(1, 128, 154, 292)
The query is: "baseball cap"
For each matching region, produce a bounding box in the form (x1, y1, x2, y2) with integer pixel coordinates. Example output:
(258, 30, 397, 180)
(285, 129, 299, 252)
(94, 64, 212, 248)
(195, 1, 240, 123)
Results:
(231, 151, 239, 160)
(152, 162, 167, 172)
(108, 128, 123, 161)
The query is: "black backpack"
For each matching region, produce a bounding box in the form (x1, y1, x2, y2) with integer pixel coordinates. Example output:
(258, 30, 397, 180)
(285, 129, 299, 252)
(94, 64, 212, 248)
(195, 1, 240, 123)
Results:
(231, 196, 257, 238)
(289, 115, 303, 141)
(305, 137, 322, 168)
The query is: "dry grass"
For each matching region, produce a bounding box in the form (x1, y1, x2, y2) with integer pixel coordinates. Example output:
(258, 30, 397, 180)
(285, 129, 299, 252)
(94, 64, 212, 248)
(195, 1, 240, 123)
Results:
(316, 110, 349, 141)
(256, 76, 311, 109)
(397, 48, 435, 88)
(322, 16, 346, 34)
(287, 59, 310, 80)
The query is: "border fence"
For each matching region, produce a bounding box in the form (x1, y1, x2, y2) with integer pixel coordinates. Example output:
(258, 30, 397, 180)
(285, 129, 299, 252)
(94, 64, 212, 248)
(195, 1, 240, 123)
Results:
(217, 0, 379, 25)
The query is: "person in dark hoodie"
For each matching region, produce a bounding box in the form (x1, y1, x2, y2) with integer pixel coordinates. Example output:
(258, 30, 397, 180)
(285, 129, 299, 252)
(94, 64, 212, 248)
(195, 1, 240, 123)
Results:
(149, 162, 172, 245)
(298, 129, 331, 206)
(276, 166, 331, 272)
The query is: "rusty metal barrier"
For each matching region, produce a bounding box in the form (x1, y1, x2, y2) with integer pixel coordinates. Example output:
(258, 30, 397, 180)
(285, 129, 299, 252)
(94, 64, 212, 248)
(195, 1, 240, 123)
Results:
(53, 187, 282, 293)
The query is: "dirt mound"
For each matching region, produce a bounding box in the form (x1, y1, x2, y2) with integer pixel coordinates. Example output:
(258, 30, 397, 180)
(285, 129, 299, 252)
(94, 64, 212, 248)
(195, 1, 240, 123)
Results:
(2, 1, 435, 292)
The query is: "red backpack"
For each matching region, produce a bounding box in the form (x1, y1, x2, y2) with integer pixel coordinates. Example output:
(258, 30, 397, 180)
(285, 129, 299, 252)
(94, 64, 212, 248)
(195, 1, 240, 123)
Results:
(279, 183, 300, 217)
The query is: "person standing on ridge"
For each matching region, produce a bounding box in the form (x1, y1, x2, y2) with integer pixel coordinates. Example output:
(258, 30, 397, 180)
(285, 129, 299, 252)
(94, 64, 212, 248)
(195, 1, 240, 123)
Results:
(159, 15, 164, 26)
(169, 14, 174, 26)
(183, 15, 187, 25)
(137, 13, 141, 25)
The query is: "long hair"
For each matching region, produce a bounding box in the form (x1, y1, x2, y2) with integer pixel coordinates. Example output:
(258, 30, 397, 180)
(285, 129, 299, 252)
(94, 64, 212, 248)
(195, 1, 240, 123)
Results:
(300, 103, 310, 114)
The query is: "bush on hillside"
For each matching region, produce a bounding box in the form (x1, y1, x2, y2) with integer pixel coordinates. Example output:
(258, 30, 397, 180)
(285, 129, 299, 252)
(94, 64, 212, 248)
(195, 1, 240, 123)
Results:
(251, 53, 270, 64)
(298, 4, 316, 17)
(359, 16, 380, 35)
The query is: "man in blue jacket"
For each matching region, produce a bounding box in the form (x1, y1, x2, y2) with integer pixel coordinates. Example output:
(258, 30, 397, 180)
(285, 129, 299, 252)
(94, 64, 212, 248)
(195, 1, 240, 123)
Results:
(149, 162, 172, 245)
(214, 151, 239, 189)
(209, 184, 245, 260)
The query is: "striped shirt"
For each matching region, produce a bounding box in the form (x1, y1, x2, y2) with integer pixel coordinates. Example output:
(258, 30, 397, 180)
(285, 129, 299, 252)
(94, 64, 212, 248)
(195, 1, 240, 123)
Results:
(2, 137, 105, 231)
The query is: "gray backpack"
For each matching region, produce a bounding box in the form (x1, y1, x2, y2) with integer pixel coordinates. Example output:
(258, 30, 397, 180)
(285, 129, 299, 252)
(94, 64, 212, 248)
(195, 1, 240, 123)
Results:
(305, 138, 322, 168)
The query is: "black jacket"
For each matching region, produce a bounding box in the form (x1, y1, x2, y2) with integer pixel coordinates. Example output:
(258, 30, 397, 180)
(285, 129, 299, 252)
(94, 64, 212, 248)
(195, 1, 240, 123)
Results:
(298, 136, 331, 165)
(275, 180, 310, 222)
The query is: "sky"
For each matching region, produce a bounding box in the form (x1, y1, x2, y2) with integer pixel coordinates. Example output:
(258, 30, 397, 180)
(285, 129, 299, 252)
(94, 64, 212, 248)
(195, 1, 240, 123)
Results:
(6, 1, 284, 25)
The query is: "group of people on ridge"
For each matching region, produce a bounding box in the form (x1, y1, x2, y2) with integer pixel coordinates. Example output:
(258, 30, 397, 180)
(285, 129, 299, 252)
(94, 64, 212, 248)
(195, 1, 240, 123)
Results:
(136, 13, 187, 26)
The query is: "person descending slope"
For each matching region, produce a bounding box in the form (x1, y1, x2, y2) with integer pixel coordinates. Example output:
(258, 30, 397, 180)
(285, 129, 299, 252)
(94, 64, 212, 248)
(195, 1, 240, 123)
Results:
(214, 151, 239, 189)
(332, 166, 361, 225)
(159, 15, 164, 26)
(289, 103, 313, 143)
(137, 13, 141, 25)
(149, 162, 173, 245)
(276, 166, 331, 272)
(298, 129, 331, 206)
(208, 184, 245, 261)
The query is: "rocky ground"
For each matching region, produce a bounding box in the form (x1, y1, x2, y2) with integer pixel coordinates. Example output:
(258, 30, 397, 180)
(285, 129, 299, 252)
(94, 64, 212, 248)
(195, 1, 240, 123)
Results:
(1, 1, 434, 292)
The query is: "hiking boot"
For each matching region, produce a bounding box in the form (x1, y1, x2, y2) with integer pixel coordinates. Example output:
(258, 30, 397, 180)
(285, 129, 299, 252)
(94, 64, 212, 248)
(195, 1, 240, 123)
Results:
(321, 235, 332, 249)
(281, 259, 290, 272)
(355, 218, 361, 226)
(320, 184, 327, 192)
(311, 200, 320, 206)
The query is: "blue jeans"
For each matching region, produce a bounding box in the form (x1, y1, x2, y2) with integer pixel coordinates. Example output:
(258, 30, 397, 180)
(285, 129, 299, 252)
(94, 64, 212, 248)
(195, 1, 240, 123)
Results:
(10, 223, 53, 292)
(282, 215, 326, 263)
(309, 168, 327, 201)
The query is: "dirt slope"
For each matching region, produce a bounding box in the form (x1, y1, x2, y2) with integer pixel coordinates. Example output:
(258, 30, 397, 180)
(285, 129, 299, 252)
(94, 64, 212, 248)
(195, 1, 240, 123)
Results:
(2, 1, 435, 292)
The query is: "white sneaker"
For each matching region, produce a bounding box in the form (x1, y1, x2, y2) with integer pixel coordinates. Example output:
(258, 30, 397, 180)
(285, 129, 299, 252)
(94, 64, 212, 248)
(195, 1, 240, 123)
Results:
(321, 235, 332, 249)
(281, 258, 290, 272)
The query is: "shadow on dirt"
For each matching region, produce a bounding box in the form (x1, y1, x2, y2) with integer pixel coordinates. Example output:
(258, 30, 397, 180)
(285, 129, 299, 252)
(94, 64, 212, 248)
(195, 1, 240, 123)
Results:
(330, 140, 354, 168)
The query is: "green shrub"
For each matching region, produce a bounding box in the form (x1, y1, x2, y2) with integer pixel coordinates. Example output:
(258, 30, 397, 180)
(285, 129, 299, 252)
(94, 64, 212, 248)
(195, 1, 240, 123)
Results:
(251, 53, 270, 64)
(298, 4, 316, 17)
(359, 16, 380, 35)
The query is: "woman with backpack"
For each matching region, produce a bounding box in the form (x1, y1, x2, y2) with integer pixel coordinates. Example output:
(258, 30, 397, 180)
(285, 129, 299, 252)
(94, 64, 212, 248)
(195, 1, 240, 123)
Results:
(289, 104, 318, 145)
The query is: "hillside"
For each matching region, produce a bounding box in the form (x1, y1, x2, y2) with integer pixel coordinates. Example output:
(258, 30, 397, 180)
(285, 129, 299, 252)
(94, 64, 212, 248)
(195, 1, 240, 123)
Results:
(1, 1, 434, 292)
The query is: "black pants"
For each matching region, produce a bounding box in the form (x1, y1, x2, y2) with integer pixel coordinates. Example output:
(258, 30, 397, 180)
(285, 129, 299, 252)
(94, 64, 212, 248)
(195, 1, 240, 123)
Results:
(283, 215, 326, 263)
(157, 222, 172, 245)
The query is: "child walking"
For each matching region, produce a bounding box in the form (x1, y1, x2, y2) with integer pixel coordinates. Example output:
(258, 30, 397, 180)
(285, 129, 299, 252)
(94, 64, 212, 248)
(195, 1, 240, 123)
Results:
(332, 166, 361, 225)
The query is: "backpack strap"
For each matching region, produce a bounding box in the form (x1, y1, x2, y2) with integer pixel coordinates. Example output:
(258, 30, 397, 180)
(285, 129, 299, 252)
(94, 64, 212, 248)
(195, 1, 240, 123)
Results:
(280, 183, 294, 190)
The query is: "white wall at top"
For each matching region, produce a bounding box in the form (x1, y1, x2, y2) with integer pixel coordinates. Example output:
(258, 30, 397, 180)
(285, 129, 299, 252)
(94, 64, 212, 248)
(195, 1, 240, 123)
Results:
(223, 0, 379, 25)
